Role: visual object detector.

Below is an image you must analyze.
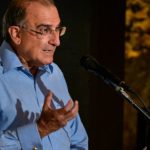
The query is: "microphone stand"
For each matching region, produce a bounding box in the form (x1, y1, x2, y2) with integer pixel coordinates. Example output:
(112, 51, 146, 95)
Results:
(84, 67, 150, 120)
(113, 84, 150, 120)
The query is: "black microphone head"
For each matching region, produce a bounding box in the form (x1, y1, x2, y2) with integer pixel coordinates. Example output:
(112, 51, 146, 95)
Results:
(80, 55, 90, 70)
(80, 55, 133, 92)
(80, 55, 122, 84)
(80, 55, 100, 71)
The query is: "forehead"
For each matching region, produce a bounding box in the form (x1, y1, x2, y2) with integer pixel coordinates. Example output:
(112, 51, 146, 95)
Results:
(25, 2, 60, 26)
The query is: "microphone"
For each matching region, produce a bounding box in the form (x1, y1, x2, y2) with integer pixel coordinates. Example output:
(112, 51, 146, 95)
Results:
(80, 55, 150, 120)
(80, 55, 133, 92)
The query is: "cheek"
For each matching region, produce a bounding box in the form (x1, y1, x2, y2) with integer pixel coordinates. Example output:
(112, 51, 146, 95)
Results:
(29, 48, 42, 60)
(19, 44, 40, 61)
(23, 40, 42, 54)
(20, 36, 48, 60)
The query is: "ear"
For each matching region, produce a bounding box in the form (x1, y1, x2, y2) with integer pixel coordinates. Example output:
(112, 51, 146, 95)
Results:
(8, 26, 21, 45)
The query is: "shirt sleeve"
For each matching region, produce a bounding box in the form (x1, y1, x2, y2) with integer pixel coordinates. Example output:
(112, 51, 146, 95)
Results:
(0, 123, 43, 150)
(69, 114, 88, 150)
(52, 63, 89, 149)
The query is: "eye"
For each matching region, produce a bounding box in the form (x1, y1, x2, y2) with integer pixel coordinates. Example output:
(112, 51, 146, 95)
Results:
(38, 26, 50, 34)
(55, 27, 61, 32)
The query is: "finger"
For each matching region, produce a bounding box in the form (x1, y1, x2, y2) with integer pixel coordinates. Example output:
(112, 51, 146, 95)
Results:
(43, 91, 53, 110)
(64, 99, 74, 112)
(65, 101, 79, 121)
(57, 100, 75, 116)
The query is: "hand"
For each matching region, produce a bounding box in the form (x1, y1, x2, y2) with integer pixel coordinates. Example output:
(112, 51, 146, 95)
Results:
(37, 91, 79, 138)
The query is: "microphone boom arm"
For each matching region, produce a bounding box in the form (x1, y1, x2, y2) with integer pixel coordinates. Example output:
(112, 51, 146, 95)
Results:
(100, 74, 150, 120)
(115, 85, 150, 120)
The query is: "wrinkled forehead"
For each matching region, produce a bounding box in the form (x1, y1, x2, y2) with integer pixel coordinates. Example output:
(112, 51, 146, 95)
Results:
(24, 2, 60, 26)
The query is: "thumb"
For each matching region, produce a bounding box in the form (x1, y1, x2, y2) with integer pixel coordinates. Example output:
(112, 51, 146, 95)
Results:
(43, 91, 53, 110)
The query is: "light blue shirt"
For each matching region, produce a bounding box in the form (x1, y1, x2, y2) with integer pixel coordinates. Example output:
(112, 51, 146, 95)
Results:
(0, 41, 88, 150)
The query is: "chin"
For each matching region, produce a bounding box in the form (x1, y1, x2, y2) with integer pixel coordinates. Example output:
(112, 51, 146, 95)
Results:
(44, 58, 53, 65)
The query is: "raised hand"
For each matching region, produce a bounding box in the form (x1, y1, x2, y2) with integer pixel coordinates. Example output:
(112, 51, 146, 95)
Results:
(37, 91, 79, 138)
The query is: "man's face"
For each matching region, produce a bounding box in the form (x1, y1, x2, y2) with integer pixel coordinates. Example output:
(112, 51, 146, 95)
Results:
(14, 3, 61, 67)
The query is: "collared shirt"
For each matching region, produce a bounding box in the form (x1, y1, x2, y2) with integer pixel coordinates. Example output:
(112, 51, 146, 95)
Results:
(0, 41, 88, 150)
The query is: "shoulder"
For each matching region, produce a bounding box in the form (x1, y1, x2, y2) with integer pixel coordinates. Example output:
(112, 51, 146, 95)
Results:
(48, 62, 68, 88)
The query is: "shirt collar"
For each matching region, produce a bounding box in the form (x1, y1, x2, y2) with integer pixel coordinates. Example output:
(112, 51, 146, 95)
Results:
(39, 64, 53, 73)
(0, 40, 53, 73)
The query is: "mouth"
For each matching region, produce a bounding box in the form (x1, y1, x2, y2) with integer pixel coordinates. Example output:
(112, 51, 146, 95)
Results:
(43, 50, 51, 52)
(43, 49, 54, 54)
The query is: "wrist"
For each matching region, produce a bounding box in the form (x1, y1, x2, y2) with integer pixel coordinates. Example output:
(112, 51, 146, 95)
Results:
(37, 120, 48, 138)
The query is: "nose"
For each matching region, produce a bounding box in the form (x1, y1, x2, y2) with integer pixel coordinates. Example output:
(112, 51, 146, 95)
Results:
(48, 31, 60, 47)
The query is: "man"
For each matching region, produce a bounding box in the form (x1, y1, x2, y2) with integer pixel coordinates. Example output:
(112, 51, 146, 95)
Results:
(0, 0, 88, 149)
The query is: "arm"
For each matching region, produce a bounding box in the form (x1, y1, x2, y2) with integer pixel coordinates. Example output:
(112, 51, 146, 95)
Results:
(70, 115, 88, 150)
(49, 63, 88, 149)
(36, 91, 88, 149)
(0, 91, 77, 150)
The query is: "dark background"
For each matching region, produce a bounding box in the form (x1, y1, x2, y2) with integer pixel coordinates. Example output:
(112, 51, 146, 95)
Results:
(55, 0, 124, 150)
(0, 0, 125, 149)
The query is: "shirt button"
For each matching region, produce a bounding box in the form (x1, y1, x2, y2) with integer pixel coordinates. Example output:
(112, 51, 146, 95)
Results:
(32, 147, 37, 150)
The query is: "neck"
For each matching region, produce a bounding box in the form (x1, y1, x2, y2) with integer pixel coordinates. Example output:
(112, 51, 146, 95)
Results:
(18, 56, 38, 76)
(29, 67, 39, 76)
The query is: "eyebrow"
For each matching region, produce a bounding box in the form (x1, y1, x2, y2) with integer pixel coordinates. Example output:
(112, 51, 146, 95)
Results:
(36, 23, 62, 28)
